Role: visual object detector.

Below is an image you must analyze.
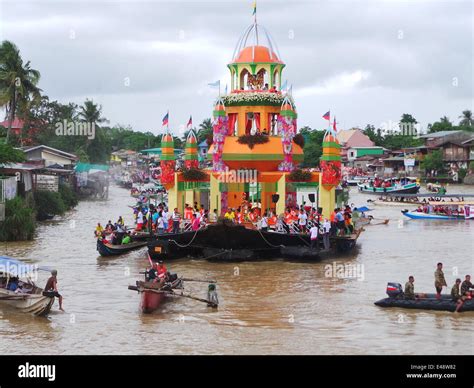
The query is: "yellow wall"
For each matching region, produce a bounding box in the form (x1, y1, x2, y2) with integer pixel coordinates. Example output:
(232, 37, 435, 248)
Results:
(210, 174, 221, 214)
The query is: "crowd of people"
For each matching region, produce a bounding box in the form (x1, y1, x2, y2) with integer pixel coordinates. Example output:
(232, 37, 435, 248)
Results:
(404, 262, 474, 313)
(94, 197, 362, 251)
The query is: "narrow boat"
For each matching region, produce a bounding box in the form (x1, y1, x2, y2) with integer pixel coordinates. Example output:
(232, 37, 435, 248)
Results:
(0, 257, 55, 316)
(96, 238, 148, 256)
(375, 282, 474, 312)
(401, 202, 474, 220)
(358, 177, 420, 195)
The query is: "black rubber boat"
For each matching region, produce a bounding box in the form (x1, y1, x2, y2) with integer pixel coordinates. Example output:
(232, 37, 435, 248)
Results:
(97, 239, 148, 257)
(147, 220, 362, 261)
(375, 282, 474, 312)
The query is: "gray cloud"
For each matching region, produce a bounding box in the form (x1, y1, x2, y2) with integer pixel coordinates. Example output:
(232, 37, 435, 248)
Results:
(0, 0, 472, 134)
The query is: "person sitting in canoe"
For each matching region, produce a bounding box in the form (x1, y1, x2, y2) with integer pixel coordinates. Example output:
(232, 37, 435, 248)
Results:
(121, 232, 132, 244)
(404, 276, 416, 300)
(461, 275, 474, 299)
(44, 269, 64, 311)
(451, 278, 464, 313)
(434, 262, 447, 300)
(95, 223, 104, 237)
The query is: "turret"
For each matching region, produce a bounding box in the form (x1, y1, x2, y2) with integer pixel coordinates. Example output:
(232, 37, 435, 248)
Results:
(160, 132, 176, 189)
(184, 130, 199, 169)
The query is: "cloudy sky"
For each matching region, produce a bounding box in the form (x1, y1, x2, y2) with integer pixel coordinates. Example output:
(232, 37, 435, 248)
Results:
(0, 0, 472, 136)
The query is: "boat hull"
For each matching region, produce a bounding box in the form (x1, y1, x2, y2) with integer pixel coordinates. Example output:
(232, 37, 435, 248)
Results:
(0, 291, 54, 316)
(147, 222, 361, 261)
(140, 290, 166, 313)
(375, 294, 474, 312)
(401, 211, 464, 220)
(97, 239, 148, 256)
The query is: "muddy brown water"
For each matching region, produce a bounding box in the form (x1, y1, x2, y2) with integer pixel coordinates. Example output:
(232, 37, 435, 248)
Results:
(0, 184, 473, 354)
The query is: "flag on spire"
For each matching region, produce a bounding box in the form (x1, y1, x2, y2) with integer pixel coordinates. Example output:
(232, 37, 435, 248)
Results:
(322, 111, 330, 121)
(252, 0, 257, 15)
(208, 80, 220, 88)
(333, 116, 337, 132)
(186, 115, 192, 129)
(162, 111, 169, 127)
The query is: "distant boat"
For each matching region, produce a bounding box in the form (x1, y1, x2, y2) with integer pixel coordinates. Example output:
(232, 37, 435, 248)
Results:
(0, 257, 55, 316)
(401, 202, 474, 220)
(358, 177, 420, 195)
(345, 176, 371, 186)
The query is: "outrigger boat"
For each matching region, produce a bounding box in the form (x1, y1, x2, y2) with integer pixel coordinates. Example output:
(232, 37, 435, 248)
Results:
(401, 202, 474, 220)
(375, 282, 474, 312)
(147, 220, 362, 262)
(358, 177, 420, 195)
(128, 270, 218, 313)
(0, 257, 55, 316)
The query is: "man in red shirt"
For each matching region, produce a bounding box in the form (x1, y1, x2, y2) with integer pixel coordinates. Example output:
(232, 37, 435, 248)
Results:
(43, 269, 64, 311)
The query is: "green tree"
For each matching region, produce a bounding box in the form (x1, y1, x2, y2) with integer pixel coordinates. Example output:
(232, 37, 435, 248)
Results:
(196, 118, 213, 144)
(363, 124, 384, 146)
(459, 110, 473, 128)
(421, 150, 444, 173)
(427, 116, 453, 133)
(0, 40, 42, 143)
(299, 127, 325, 167)
(0, 143, 25, 164)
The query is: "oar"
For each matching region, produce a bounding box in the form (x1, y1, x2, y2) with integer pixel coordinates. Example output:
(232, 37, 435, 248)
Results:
(181, 277, 217, 283)
(172, 292, 218, 308)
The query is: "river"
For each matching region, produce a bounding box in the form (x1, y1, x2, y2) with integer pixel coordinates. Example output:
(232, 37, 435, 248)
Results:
(0, 184, 473, 355)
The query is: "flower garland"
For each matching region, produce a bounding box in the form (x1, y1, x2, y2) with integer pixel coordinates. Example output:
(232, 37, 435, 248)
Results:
(222, 92, 285, 106)
(277, 115, 297, 172)
(212, 115, 228, 172)
(320, 160, 342, 186)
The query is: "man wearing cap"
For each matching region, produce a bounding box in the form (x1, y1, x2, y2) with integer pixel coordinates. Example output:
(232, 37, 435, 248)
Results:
(44, 269, 64, 311)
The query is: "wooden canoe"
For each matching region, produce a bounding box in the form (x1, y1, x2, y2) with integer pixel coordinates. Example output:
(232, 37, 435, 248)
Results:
(96, 239, 147, 256)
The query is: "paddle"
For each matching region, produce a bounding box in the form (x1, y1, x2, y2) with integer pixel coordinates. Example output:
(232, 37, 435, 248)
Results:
(181, 277, 217, 283)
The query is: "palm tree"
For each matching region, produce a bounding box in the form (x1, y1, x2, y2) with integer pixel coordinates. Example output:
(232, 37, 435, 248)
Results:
(78, 99, 108, 125)
(197, 118, 213, 143)
(0, 40, 42, 143)
(459, 110, 473, 127)
(440, 116, 451, 124)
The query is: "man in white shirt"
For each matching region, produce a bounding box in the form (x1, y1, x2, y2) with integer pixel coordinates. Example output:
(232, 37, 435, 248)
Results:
(136, 209, 144, 231)
(309, 224, 319, 249)
(162, 208, 169, 232)
(322, 218, 331, 250)
(260, 213, 269, 232)
(209, 209, 218, 223)
(298, 209, 308, 233)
